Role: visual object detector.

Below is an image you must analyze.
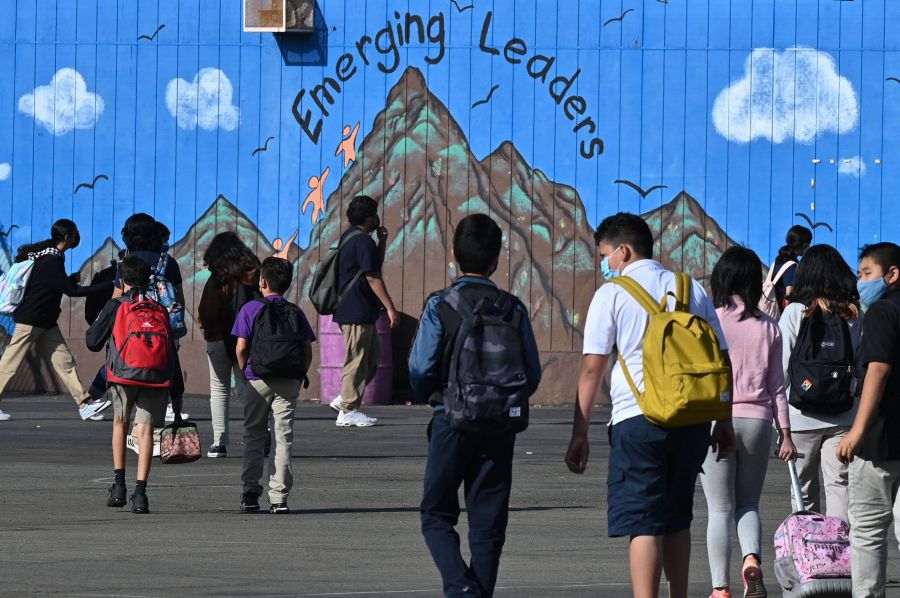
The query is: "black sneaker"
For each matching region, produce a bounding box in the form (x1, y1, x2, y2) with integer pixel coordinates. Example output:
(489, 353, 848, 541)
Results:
(269, 502, 289, 514)
(207, 444, 227, 458)
(240, 492, 260, 512)
(264, 428, 272, 458)
(129, 492, 149, 514)
(106, 483, 126, 508)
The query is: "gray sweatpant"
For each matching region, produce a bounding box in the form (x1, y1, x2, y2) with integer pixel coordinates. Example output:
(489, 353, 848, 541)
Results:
(700, 417, 773, 588)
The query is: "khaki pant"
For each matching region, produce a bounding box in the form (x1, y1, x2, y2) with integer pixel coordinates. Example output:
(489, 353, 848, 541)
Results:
(337, 323, 382, 412)
(241, 378, 299, 504)
(0, 323, 90, 406)
(791, 427, 850, 520)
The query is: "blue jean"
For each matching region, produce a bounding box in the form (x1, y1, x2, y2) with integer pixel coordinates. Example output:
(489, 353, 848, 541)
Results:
(420, 411, 516, 597)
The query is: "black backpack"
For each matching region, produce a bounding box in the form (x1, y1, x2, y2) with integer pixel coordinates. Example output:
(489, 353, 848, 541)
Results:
(788, 308, 856, 414)
(440, 286, 531, 436)
(249, 299, 310, 382)
(308, 229, 364, 315)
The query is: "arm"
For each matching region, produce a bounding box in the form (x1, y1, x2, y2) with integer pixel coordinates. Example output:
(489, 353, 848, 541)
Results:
(838, 363, 892, 463)
(365, 273, 399, 328)
(85, 299, 120, 352)
(408, 297, 444, 403)
(302, 339, 313, 372)
(768, 329, 796, 460)
(565, 354, 609, 474)
(235, 337, 250, 372)
(518, 305, 542, 395)
(779, 306, 800, 396)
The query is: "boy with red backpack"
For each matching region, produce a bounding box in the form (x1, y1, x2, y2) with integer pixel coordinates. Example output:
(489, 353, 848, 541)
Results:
(86, 256, 180, 514)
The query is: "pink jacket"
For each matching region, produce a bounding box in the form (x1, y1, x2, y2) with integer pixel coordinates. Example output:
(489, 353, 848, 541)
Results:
(716, 298, 790, 430)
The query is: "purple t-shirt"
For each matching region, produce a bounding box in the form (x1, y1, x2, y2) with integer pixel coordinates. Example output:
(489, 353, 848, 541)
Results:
(231, 295, 316, 380)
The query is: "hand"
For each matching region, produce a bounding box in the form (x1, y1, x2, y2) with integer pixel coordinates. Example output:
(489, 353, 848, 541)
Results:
(778, 435, 798, 462)
(376, 226, 389, 242)
(69, 272, 81, 284)
(837, 429, 864, 464)
(386, 307, 400, 329)
(565, 434, 590, 474)
(710, 420, 736, 462)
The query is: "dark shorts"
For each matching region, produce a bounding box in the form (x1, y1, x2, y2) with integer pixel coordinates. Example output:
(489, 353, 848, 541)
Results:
(607, 415, 711, 538)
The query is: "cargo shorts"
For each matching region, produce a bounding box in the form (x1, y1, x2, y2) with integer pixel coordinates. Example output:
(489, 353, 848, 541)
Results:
(108, 384, 167, 427)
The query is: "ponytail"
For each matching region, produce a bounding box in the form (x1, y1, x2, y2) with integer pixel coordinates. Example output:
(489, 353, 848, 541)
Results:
(13, 218, 78, 263)
(777, 224, 813, 263)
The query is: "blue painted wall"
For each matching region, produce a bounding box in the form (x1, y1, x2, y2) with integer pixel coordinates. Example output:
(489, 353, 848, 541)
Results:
(0, 0, 896, 399)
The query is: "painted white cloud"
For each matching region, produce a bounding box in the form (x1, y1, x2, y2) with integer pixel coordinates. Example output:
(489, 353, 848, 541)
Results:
(166, 68, 239, 131)
(838, 156, 866, 177)
(0, 163, 9, 181)
(18, 68, 104, 135)
(713, 47, 858, 144)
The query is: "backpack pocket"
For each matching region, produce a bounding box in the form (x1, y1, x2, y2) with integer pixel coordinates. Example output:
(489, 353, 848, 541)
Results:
(650, 363, 731, 427)
(789, 362, 854, 414)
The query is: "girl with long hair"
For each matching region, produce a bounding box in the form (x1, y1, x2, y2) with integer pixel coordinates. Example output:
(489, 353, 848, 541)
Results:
(197, 232, 261, 458)
(772, 225, 813, 308)
(780, 244, 862, 520)
(701, 247, 797, 598)
(0, 219, 114, 421)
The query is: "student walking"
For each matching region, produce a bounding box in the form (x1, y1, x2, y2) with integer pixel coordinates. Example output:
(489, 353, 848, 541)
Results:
(701, 247, 797, 598)
(197, 232, 261, 458)
(565, 212, 735, 598)
(86, 256, 180, 514)
(328, 195, 399, 427)
(233, 257, 314, 514)
(836, 242, 900, 597)
(780, 245, 862, 521)
(0, 219, 114, 421)
(411, 214, 542, 597)
(771, 225, 812, 310)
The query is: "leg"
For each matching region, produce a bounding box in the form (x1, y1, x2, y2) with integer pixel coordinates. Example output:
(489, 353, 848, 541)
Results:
(241, 380, 272, 497)
(820, 427, 850, 520)
(363, 323, 383, 387)
(37, 326, 91, 406)
(112, 413, 127, 470)
(420, 413, 480, 597)
(850, 457, 895, 598)
(206, 340, 233, 447)
(88, 366, 107, 399)
(791, 430, 824, 513)
(629, 536, 664, 598)
(131, 387, 167, 483)
(0, 324, 41, 399)
(339, 323, 376, 412)
(266, 378, 299, 505)
(463, 434, 515, 596)
(733, 420, 772, 561)
(134, 422, 153, 481)
(699, 437, 737, 590)
(662, 530, 691, 598)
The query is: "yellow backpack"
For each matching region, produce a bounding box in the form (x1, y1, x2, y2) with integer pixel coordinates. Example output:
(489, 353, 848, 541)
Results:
(609, 273, 732, 428)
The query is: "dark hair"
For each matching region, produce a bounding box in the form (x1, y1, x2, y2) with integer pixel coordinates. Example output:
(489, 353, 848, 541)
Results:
(453, 214, 502, 275)
(711, 246, 763, 320)
(594, 212, 654, 258)
(121, 213, 161, 252)
(778, 225, 813, 262)
(860, 242, 900, 274)
(346, 195, 378, 226)
(203, 232, 261, 286)
(119, 255, 151, 289)
(260, 257, 293, 294)
(155, 221, 171, 245)
(789, 244, 860, 319)
(15, 218, 78, 262)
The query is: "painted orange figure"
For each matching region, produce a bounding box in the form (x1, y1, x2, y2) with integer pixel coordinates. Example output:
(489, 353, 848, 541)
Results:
(335, 123, 360, 167)
(302, 166, 330, 224)
(273, 230, 298, 259)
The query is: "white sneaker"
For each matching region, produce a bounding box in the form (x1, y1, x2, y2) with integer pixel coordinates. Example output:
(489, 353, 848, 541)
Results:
(329, 396, 343, 412)
(336, 410, 377, 427)
(80, 398, 112, 420)
(126, 429, 161, 456)
(0, 409, 11, 421)
(89, 413, 105, 421)
(165, 405, 189, 422)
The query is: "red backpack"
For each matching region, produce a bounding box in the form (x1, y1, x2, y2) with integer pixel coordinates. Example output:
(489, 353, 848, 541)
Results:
(106, 294, 174, 388)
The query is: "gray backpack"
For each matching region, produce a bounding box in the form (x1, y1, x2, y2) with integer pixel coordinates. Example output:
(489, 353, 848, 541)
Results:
(308, 229, 364, 315)
(440, 286, 531, 436)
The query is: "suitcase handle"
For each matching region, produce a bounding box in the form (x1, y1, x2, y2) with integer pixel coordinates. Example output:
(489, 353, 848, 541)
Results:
(788, 455, 807, 513)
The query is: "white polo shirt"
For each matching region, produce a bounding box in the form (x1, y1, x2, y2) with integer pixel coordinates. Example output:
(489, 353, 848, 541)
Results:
(583, 259, 728, 426)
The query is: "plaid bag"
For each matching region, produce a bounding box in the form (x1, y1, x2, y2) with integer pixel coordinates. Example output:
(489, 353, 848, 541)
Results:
(159, 420, 201, 464)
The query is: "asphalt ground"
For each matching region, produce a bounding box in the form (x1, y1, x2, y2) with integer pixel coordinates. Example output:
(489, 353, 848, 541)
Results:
(0, 395, 898, 597)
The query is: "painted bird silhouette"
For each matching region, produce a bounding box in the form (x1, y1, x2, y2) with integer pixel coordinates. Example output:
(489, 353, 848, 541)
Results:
(450, 0, 474, 13)
(471, 84, 500, 109)
(137, 24, 166, 42)
(252, 136, 275, 156)
(794, 212, 834, 232)
(614, 179, 668, 198)
(887, 77, 900, 85)
(74, 174, 109, 194)
(0, 224, 19, 238)
(603, 8, 634, 27)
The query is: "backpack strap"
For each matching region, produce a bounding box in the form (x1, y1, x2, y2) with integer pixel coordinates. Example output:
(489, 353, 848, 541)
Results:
(675, 273, 692, 312)
(154, 252, 169, 278)
(607, 276, 661, 315)
(770, 260, 796, 286)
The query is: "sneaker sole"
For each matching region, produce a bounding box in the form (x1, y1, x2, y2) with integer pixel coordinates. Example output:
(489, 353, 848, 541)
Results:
(207, 452, 227, 458)
(743, 566, 767, 598)
(107, 499, 126, 508)
(335, 421, 375, 427)
(240, 505, 260, 512)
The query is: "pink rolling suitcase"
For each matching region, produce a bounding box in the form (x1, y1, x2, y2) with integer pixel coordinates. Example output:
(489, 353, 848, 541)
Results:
(773, 458, 852, 597)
